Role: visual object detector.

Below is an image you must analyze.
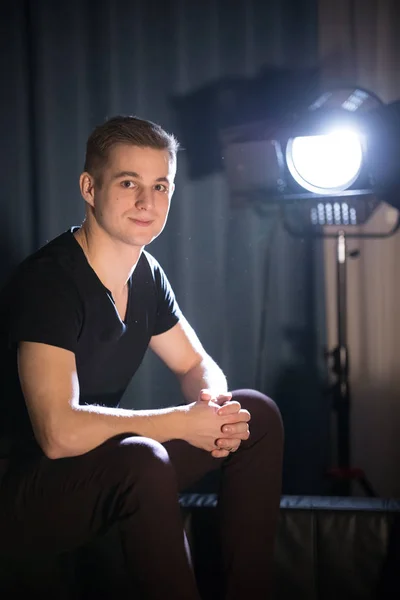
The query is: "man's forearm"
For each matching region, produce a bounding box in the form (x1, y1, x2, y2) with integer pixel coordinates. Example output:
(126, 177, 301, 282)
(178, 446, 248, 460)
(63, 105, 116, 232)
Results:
(51, 404, 187, 459)
(179, 355, 228, 404)
(45, 355, 227, 459)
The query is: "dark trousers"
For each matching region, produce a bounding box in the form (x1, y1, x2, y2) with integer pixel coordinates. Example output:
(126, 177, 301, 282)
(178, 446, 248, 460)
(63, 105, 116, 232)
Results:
(0, 390, 283, 599)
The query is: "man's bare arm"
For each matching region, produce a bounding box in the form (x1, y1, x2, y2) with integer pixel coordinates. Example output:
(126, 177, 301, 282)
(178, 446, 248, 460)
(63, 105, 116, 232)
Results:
(150, 319, 250, 456)
(18, 341, 189, 459)
(18, 341, 244, 460)
(149, 317, 228, 404)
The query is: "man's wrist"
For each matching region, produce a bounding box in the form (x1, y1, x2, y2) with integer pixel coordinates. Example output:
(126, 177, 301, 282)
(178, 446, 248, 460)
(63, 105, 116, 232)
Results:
(169, 404, 189, 442)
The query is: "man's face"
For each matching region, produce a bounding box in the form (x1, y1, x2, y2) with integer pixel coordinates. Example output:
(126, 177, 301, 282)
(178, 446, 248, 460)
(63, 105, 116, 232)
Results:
(87, 144, 176, 248)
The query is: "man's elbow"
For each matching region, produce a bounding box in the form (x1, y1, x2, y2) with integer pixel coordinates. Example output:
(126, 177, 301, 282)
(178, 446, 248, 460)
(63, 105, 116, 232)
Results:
(40, 437, 72, 460)
(37, 422, 78, 460)
(42, 444, 64, 460)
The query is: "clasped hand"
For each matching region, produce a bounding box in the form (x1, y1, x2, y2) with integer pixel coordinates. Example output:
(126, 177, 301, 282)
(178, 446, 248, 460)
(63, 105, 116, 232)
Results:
(185, 389, 251, 459)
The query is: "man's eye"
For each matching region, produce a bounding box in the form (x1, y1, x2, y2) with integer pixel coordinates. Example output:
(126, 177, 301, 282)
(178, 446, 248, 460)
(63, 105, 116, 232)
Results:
(121, 180, 135, 189)
(155, 184, 168, 193)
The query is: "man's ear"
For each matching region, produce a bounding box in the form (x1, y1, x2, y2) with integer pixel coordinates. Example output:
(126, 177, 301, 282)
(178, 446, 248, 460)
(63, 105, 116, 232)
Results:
(79, 172, 95, 207)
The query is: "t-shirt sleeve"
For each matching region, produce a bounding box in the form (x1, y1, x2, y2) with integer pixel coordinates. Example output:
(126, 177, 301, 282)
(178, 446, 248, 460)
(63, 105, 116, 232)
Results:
(147, 254, 183, 336)
(7, 259, 83, 353)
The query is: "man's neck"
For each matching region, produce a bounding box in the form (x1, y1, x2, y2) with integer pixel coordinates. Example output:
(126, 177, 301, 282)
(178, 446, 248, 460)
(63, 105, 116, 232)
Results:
(74, 222, 142, 296)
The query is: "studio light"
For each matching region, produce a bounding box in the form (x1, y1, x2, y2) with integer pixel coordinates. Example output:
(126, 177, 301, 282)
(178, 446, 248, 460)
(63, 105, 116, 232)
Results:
(222, 86, 400, 495)
(222, 86, 400, 229)
(286, 128, 364, 195)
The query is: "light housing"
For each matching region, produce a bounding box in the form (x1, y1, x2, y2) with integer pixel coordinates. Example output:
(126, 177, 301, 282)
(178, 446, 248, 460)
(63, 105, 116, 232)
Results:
(222, 87, 400, 228)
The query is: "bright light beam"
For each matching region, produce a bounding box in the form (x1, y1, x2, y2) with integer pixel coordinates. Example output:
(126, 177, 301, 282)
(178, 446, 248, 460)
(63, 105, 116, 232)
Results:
(286, 129, 364, 195)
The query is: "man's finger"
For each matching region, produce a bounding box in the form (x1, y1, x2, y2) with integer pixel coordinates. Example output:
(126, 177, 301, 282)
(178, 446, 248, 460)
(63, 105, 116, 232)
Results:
(199, 389, 212, 401)
(221, 422, 249, 437)
(211, 448, 230, 459)
(200, 390, 232, 405)
(217, 400, 241, 416)
(199, 390, 221, 411)
(215, 392, 232, 405)
(220, 408, 251, 423)
(215, 437, 241, 450)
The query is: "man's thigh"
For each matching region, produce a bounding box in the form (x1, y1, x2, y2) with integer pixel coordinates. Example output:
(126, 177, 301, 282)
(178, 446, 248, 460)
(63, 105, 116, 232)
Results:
(164, 438, 221, 492)
(0, 434, 165, 557)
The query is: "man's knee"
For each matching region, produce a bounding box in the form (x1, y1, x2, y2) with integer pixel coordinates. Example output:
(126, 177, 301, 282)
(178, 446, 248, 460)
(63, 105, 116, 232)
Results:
(104, 435, 176, 490)
(232, 389, 284, 442)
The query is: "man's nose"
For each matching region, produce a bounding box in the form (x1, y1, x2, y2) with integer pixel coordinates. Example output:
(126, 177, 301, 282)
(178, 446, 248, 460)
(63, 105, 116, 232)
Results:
(135, 189, 154, 209)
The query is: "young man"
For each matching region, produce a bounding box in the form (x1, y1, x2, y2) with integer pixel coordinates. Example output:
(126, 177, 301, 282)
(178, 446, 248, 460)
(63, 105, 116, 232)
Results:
(0, 116, 283, 599)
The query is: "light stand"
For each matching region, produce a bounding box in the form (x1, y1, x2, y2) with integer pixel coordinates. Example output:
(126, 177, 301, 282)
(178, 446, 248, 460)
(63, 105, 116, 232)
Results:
(333, 231, 351, 476)
(327, 230, 374, 496)
(282, 201, 400, 496)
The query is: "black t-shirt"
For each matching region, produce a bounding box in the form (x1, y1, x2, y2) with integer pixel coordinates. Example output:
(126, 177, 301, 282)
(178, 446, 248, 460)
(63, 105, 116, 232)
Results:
(0, 228, 182, 456)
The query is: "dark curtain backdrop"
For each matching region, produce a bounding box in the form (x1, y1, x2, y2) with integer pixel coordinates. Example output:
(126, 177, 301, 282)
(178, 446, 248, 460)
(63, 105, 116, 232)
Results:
(1, 0, 329, 494)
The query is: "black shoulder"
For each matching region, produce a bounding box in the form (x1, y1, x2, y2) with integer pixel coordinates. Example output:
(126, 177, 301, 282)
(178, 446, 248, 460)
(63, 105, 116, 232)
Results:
(1, 240, 83, 353)
(142, 251, 182, 335)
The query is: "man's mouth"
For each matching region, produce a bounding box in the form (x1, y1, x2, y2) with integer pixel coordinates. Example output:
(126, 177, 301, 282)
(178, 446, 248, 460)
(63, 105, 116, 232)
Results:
(129, 218, 154, 227)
